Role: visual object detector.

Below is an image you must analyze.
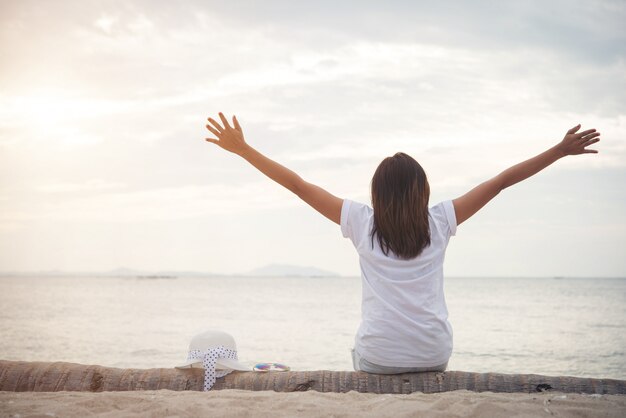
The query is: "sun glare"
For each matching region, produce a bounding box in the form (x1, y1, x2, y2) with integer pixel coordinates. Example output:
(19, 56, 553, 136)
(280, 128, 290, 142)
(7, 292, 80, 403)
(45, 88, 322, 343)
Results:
(8, 92, 122, 145)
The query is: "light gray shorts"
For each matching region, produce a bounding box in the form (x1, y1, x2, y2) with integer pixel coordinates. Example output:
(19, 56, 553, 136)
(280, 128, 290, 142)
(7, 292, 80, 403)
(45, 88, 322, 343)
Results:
(351, 347, 448, 374)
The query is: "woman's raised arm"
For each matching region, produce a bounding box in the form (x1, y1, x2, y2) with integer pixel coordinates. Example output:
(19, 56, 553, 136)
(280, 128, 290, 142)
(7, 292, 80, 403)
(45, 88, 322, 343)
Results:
(205, 112, 342, 225)
(452, 124, 601, 226)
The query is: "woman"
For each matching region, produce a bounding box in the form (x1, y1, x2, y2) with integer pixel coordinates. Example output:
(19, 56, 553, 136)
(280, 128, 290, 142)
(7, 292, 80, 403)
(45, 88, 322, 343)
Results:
(204, 112, 601, 374)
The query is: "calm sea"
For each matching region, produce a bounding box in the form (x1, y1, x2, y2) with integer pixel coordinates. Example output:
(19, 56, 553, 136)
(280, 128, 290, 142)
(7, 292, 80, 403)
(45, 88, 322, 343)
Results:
(0, 276, 624, 380)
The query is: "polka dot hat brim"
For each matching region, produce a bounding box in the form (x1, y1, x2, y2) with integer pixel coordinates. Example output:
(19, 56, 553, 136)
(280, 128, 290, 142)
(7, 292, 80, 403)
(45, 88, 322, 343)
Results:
(175, 356, 250, 371)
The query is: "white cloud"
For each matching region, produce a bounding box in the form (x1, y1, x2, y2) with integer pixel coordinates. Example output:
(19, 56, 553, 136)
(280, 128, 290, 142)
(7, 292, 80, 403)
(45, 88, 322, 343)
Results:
(94, 14, 119, 34)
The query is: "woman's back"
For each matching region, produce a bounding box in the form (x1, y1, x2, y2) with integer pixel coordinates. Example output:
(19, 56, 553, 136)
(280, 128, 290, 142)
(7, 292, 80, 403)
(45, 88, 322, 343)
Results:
(341, 199, 457, 367)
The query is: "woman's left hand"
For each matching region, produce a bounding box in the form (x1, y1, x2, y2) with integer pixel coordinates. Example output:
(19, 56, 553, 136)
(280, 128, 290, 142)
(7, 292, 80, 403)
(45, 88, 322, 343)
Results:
(205, 112, 249, 155)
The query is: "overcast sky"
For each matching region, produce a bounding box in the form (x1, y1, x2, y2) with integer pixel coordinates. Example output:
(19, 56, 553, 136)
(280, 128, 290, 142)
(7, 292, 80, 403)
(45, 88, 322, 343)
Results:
(1, 0, 624, 276)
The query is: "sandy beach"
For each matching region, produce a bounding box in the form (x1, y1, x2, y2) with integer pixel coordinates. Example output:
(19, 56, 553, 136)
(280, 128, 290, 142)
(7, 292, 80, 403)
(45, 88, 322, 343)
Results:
(1, 389, 625, 418)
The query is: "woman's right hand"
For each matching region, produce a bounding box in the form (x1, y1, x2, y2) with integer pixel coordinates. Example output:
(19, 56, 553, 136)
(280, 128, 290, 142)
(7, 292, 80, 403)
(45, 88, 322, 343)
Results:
(556, 124, 601, 156)
(205, 112, 250, 156)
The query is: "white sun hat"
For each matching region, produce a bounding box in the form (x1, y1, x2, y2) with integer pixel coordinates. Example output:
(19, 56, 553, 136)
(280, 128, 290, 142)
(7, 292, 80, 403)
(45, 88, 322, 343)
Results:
(175, 330, 250, 391)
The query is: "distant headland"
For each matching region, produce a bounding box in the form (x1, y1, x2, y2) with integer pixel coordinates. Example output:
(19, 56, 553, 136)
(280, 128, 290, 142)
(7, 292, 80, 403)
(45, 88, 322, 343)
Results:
(0, 263, 341, 278)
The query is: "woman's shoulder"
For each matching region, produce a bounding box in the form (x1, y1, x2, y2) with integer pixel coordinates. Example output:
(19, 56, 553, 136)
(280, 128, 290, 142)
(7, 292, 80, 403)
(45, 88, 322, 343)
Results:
(428, 200, 457, 237)
(343, 199, 373, 219)
(341, 199, 374, 243)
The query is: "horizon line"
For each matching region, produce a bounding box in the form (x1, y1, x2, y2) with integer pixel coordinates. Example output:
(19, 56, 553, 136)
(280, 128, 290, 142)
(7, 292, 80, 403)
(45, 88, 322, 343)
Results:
(0, 270, 624, 280)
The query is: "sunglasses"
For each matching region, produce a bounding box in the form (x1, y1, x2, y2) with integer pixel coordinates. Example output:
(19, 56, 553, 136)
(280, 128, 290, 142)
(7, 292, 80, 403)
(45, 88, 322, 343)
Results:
(253, 362, 290, 372)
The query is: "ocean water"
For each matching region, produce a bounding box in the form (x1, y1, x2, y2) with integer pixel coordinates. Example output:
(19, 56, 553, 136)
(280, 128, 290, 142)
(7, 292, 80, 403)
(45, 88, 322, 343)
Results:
(0, 275, 624, 380)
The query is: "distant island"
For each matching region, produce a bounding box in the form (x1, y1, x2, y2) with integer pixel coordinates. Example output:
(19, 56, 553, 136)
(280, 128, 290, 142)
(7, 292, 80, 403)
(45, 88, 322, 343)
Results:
(0, 264, 341, 278)
(0, 268, 210, 278)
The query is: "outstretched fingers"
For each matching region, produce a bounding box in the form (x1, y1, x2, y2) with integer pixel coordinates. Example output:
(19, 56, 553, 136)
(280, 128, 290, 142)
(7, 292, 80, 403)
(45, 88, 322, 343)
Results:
(232, 115, 242, 132)
(205, 117, 222, 145)
(204, 113, 245, 151)
(576, 128, 596, 139)
(581, 131, 600, 154)
(207, 117, 223, 132)
(219, 112, 232, 129)
(579, 131, 600, 142)
(206, 124, 221, 139)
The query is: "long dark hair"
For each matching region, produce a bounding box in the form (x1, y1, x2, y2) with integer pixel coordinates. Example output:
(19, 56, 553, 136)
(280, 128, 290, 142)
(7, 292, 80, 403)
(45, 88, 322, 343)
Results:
(370, 152, 431, 259)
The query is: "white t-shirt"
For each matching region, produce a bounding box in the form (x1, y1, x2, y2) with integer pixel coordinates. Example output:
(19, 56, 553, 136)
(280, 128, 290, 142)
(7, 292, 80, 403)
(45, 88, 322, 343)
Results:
(341, 199, 457, 367)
